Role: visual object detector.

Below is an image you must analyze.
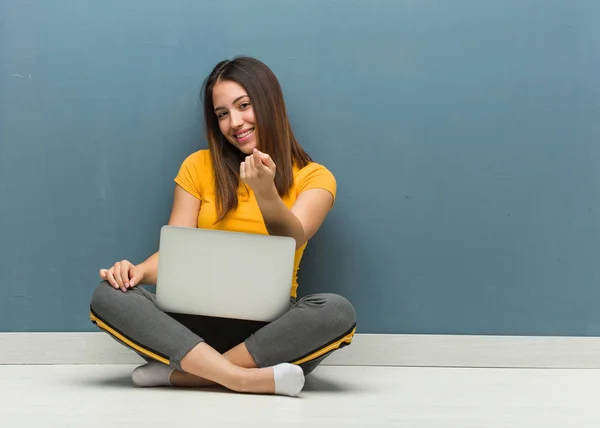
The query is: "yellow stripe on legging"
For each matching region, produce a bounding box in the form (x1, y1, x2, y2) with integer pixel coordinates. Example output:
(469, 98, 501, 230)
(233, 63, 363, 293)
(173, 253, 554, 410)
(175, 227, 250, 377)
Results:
(90, 312, 170, 365)
(291, 326, 356, 366)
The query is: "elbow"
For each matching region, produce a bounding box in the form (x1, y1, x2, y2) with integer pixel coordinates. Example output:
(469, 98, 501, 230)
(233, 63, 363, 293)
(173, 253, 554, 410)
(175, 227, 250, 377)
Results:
(294, 228, 307, 250)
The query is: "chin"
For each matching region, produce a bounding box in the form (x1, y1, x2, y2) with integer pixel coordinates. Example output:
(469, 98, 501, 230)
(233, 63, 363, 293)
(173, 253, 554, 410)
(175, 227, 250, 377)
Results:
(227, 135, 258, 155)
(238, 142, 258, 155)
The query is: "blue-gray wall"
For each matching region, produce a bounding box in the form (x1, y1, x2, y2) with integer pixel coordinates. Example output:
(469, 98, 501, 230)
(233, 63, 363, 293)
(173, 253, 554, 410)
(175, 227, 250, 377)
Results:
(1, 0, 599, 335)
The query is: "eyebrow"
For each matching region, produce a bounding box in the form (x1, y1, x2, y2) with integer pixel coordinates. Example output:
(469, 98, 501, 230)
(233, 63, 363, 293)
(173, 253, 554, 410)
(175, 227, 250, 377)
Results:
(214, 95, 249, 112)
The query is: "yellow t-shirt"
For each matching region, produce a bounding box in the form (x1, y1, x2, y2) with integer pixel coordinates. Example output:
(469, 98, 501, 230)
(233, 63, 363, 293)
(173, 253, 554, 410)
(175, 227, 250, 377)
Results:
(173, 149, 336, 298)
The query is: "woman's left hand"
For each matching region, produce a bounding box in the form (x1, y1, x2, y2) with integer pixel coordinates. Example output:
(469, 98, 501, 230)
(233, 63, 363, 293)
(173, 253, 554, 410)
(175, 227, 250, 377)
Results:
(240, 149, 277, 197)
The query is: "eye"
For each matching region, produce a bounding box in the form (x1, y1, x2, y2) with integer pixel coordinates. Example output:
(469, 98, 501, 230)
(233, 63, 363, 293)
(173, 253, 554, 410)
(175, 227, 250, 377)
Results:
(239, 102, 251, 110)
(217, 111, 228, 119)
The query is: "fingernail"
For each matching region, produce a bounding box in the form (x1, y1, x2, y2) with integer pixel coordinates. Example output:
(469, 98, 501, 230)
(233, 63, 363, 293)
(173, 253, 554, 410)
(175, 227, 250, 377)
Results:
(125, 282, 129, 287)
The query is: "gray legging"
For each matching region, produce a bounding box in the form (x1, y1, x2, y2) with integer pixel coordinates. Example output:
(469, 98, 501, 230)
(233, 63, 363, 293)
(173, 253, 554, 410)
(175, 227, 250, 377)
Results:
(90, 281, 356, 375)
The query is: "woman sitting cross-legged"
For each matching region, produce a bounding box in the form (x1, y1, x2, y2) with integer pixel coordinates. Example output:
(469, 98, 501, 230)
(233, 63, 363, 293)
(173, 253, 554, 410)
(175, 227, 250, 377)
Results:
(90, 56, 356, 397)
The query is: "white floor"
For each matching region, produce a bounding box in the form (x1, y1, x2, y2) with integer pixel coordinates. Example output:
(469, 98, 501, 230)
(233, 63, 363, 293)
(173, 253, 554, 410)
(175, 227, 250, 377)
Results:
(1, 364, 599, 427)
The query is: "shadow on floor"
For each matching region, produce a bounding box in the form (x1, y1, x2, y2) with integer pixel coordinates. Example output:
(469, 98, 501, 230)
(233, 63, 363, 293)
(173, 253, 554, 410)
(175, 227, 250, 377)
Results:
(303, 373, 365, 393)
(76, 367, 368, 395)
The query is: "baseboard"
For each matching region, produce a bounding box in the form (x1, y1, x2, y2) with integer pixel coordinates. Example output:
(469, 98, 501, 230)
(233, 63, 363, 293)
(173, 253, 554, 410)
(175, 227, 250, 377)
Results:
(1, 332, 599, 368)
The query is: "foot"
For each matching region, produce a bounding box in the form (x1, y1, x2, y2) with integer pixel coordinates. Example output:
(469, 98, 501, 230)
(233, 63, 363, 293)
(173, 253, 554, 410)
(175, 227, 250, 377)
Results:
(273, 363, 305, 397)
(131, 362, 175, 387)
(237, 363, 305, 397)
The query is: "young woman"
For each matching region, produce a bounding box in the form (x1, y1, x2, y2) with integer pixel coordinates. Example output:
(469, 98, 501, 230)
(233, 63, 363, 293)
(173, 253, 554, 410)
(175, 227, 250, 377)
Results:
(90, 56, 356, 397)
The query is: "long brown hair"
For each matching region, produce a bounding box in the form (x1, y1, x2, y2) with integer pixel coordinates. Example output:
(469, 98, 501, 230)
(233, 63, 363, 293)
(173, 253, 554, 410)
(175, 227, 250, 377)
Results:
(201, 56, 312, 222)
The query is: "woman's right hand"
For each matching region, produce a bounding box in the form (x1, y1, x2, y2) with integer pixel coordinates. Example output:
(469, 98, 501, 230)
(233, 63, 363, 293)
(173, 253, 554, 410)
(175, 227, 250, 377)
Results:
(99, 260, 145, 292)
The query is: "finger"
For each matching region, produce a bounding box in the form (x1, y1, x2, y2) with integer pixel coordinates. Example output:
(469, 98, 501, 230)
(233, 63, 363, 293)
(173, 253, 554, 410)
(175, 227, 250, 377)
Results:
(252, 151, 265, 172)
(240, 161, 246, 179)
(246, 156, 256, 176)
(252, 149, 261, 163)
(113, 263, 125, 290)
(120, 262, 131, 288)
(99, 269, 107, 280)
(106, 269, 119, 289)
(128, 264, 139, 287)
(258, 151, 275, 169)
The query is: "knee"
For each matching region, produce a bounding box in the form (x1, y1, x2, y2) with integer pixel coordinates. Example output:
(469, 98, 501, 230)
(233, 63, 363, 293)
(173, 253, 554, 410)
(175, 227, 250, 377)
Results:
(90, 280, 120, 317)
(329, 294, 356, 329)
(314, 293, 356, 333)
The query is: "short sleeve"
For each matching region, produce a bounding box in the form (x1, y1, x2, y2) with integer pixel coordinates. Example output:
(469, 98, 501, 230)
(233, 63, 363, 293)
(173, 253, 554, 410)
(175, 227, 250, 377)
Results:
(173, 150, 207, 200)
(295, 163, 337, 204)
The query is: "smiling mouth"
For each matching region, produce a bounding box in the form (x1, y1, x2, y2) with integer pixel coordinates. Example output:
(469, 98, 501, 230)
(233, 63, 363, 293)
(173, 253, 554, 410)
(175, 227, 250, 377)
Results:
(234, 129, 254, 140)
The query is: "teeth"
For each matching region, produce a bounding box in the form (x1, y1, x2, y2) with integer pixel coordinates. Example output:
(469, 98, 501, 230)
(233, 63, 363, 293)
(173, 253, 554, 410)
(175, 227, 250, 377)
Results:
(236, 129, 253, 139)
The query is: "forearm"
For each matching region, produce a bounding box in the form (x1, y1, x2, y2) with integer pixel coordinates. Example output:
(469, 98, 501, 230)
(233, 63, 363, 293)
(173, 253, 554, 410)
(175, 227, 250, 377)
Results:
(255, 185, 305, 249)
(138, 251, 159, 285)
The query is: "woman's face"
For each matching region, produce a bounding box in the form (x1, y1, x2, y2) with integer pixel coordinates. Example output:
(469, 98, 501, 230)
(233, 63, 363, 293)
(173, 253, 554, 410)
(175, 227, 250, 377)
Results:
(212, 80, 258, 154)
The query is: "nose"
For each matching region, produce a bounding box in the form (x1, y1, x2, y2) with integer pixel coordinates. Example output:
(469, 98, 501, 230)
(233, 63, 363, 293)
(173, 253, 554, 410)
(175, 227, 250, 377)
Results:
(229, 110, 244, 129)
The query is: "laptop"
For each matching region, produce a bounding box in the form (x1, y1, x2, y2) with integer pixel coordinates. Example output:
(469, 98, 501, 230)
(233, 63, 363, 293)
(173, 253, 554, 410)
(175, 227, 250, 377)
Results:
(155, 225, 296, 322)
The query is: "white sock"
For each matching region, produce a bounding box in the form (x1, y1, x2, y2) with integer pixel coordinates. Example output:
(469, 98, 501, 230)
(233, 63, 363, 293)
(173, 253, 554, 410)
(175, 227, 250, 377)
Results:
(131, 362, 175, 387)
(272, 363, 305, 397)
